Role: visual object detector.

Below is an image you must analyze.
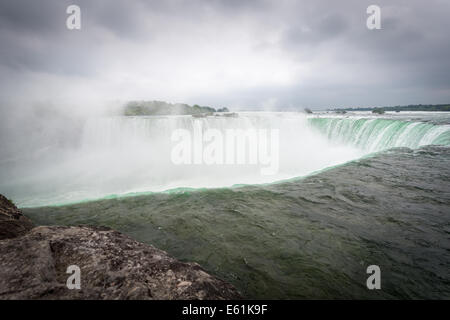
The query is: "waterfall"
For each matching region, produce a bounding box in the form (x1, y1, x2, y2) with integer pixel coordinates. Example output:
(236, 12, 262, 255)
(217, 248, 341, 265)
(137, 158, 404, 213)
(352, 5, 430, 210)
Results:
(308, 117, 450, 152)
(2, 112, 449, 207)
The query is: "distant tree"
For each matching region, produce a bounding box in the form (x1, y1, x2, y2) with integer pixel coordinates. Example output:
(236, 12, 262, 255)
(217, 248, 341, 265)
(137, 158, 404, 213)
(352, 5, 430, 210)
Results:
(333, 104, 450, 112)
(123, 101, 217, 116)
(372, 108, 385, 114)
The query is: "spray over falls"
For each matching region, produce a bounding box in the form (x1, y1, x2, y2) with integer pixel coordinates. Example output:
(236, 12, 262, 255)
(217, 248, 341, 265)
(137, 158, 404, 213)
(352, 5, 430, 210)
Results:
(1, 113, 449, 207)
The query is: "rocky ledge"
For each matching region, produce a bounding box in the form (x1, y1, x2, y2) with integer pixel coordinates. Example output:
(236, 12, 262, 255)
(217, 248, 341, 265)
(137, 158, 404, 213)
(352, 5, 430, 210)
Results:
(0, 194, 241, 299)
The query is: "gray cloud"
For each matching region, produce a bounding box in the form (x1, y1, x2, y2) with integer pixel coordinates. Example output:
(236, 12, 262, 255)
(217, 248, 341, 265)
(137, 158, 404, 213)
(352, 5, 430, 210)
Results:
(0, 0, 449, 110)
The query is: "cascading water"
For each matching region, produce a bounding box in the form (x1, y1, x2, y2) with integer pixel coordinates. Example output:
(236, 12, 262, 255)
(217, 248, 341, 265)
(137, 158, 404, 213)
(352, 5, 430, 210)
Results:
(307, 117, 450, 151)
(1, 112, 450, 207)
(10, 112, 450, 299)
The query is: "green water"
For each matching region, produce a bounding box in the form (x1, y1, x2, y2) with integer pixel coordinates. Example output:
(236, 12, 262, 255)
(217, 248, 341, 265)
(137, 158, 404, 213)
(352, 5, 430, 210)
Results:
(24, 146, 450, 299)
(5, 113, 450, 298)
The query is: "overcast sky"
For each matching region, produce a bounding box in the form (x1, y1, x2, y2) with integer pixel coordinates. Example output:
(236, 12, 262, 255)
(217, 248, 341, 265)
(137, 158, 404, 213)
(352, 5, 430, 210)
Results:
(0, 0, 449, 110)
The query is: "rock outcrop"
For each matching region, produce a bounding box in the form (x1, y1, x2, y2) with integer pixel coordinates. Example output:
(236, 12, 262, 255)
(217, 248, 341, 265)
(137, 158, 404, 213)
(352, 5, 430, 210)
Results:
(0, 195, 34, 240)
(0, 194, 241, 300)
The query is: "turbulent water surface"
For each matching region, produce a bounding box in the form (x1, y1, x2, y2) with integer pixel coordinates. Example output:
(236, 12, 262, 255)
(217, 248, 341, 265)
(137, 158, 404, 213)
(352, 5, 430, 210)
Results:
(2, 111, 450, 298)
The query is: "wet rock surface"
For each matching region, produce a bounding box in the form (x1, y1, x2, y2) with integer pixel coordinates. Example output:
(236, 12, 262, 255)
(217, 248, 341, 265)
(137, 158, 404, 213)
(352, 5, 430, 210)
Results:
(0, 194, 241, 300)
